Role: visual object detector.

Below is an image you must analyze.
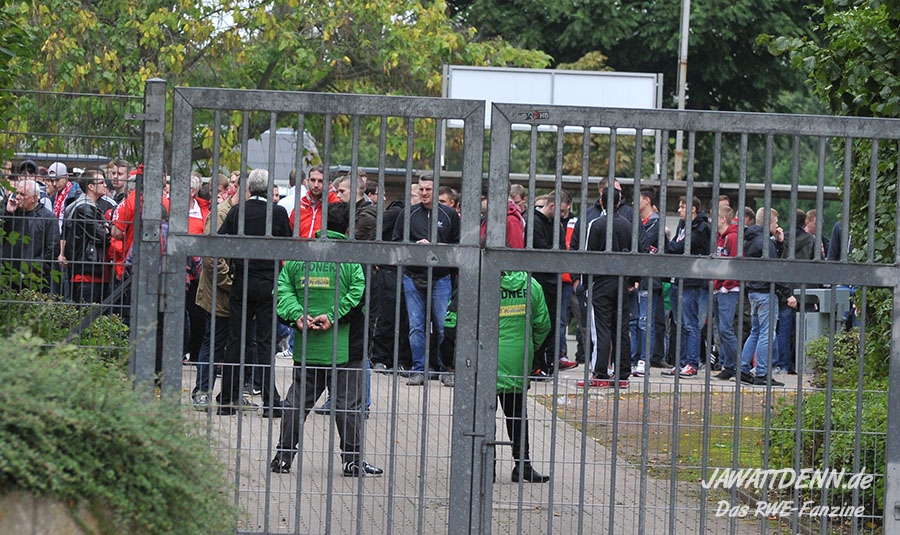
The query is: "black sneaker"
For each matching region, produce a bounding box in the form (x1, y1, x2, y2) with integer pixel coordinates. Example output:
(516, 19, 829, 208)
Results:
(754, 375, 784, 387)
(714, 369, 735, 381)
(739, 371, 756, 384)
(271, 458, 291, 473)
(217, 396, 259, 415)
(342, 461, 384, 477)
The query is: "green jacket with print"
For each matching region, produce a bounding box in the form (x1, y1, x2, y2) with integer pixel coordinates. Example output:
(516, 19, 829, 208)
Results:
(276, 230, 365, 366)
(497, 271, 551, 393)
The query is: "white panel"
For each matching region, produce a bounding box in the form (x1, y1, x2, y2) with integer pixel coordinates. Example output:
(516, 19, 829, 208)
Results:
(446, 66, 659, 129)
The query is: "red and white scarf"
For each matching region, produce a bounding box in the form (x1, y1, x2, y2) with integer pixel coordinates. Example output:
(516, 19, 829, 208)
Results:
(53, 181, 73, 218)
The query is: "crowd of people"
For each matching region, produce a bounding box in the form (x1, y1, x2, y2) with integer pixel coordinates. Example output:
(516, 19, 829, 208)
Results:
(1, 159, 843, 480)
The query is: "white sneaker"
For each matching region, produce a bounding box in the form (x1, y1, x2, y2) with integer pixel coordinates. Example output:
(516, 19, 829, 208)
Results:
(607, 366, 615, 378)
(632, 360, 646, 377)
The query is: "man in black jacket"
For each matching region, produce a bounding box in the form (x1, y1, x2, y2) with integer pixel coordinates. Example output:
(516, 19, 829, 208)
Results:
(740, 207, 789, 387)
(1, 178, 60, 292)
(217, 169, 293, 414)
(663, 196, 711, 378)
(391, 173, 460, 385)
(578, 187, 638, 388)
(61, 169, 111, 303)
(531, 189, 572, 379)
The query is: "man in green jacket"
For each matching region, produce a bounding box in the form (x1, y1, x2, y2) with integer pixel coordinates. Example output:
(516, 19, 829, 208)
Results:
(270, 202, 383, 477)
(496, 270, 552, 483)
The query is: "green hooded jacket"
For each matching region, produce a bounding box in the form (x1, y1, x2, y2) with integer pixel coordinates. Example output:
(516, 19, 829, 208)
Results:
(497, 271, 551, 393)
(276, 230, 365, 366)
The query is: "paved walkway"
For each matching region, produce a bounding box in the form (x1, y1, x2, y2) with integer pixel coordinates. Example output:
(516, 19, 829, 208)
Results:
(182, 339, 803, 534)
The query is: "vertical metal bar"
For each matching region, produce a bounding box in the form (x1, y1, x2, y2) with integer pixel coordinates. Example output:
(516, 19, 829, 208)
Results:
(132, 78, 166, 396)
(884, 285, 900, 533)
(786, 135, 801, 259)
(265, 112, 277, 234)
(866, 140, 879, 263)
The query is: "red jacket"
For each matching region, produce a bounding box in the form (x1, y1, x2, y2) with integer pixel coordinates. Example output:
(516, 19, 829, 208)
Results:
(480, 200, 526, 248)
(714, 222, 740, 291)
(289, 189, 340, 239)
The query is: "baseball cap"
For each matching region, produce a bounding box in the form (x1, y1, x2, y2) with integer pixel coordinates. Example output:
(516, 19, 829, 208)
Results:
(48, 162, 68, 178)
(17, 160, 38, 175)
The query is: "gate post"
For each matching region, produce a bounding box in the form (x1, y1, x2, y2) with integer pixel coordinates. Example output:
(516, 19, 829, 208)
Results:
(885, 286, 900, 530)
(131, 78, 167, 396)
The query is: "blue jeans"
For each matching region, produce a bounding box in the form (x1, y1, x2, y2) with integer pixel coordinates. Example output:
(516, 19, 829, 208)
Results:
(741, 292, 777, 377)
(774, 303, 795, 371)
(402, 274, 452, 373)
(714, 292, 739, 372)
(629, 290, 646, 366)
(679, 287, 704, 368)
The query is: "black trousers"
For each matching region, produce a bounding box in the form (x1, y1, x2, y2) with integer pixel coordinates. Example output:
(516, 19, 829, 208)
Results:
(275, 360, 365, 465)
(220, 279, 280, 407)
(370, 267, 413, 369)
(589, 283, 632, 381)
(498, 391, 531, 462)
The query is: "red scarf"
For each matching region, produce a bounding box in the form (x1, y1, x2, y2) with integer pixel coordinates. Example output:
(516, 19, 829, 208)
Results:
(53, 181, 73, 218)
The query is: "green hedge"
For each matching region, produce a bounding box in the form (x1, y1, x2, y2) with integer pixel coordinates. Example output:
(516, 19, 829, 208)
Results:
(0, 331, 239, 534)
(0, 289, 129, 366)
(770, 329, 886, 522)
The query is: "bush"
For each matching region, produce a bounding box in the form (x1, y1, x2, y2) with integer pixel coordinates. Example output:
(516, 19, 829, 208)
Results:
(0, 289, 129, 366)
(771, 329, 887, 523)
(0, 331, 239, 535)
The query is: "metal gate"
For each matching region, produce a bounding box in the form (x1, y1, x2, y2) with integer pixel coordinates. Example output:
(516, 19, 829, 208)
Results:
(130, 79, 900, 534)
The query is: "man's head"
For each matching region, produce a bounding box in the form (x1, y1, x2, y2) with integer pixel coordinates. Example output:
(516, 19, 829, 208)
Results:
(79, 169, 108, 202)
(805, 209, 817, 232)
(756, 207, 779, 234)
(17, 160, 37, 179)
(307, 164, 325, 200)
(539, 189, 572, 218)
(47, 162, 68, 196)
(333, 169, 368, 204)
(639, 187, 656, 217)
(718, 205, 734, 234)
(325, 201, 351, 234)
(365, 179, 380, 203)
(418, 172, 436, 209)
(438, 186, 459, 211)
(744, 206, 756, 227)
(109, 159, 131, 194)
(11, 179, 41, 211)
(190, 172, 202, 199)
(216, 174, 228, 198)
(597, 176, 622, 195)
(247, 169, 269, 198)
(600, 187, 621, 212)
(410, 183, 421, 205)
(677, 195, 701, 220)
(509, 184, 527, 213)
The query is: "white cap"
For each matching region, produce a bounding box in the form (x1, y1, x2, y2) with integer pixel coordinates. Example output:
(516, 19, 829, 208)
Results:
(48, 162, 68, 178)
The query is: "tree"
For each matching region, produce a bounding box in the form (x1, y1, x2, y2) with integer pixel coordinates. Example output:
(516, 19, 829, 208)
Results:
(0, 3, 36, 166)
(761, 2, 900, 523)
(9, 0, 551, 170)
(450, 0, 818, 112)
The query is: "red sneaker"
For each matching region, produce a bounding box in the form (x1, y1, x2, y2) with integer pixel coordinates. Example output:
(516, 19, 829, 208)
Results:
(576, 378, 629, 389)
(558, 357, 578, 370)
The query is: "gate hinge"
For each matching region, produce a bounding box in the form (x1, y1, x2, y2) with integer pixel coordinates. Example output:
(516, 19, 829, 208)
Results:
(126, 112, 160, 122)
(894, 501, 900, 521)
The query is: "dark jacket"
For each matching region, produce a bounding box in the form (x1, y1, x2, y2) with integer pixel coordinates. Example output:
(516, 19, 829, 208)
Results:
(218, 197, 292, 285)
(638, 211, 665, 291)
(584, 209, 638, 293)
(665, 211, 711, 288)
(531, 207, 566, 289)
(391, 202, 460, 278)
(352, 197, 377, 241)
(744, 224, 790, 298)
(1, 200, 60, 288)
(63, 194, 110, 277)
